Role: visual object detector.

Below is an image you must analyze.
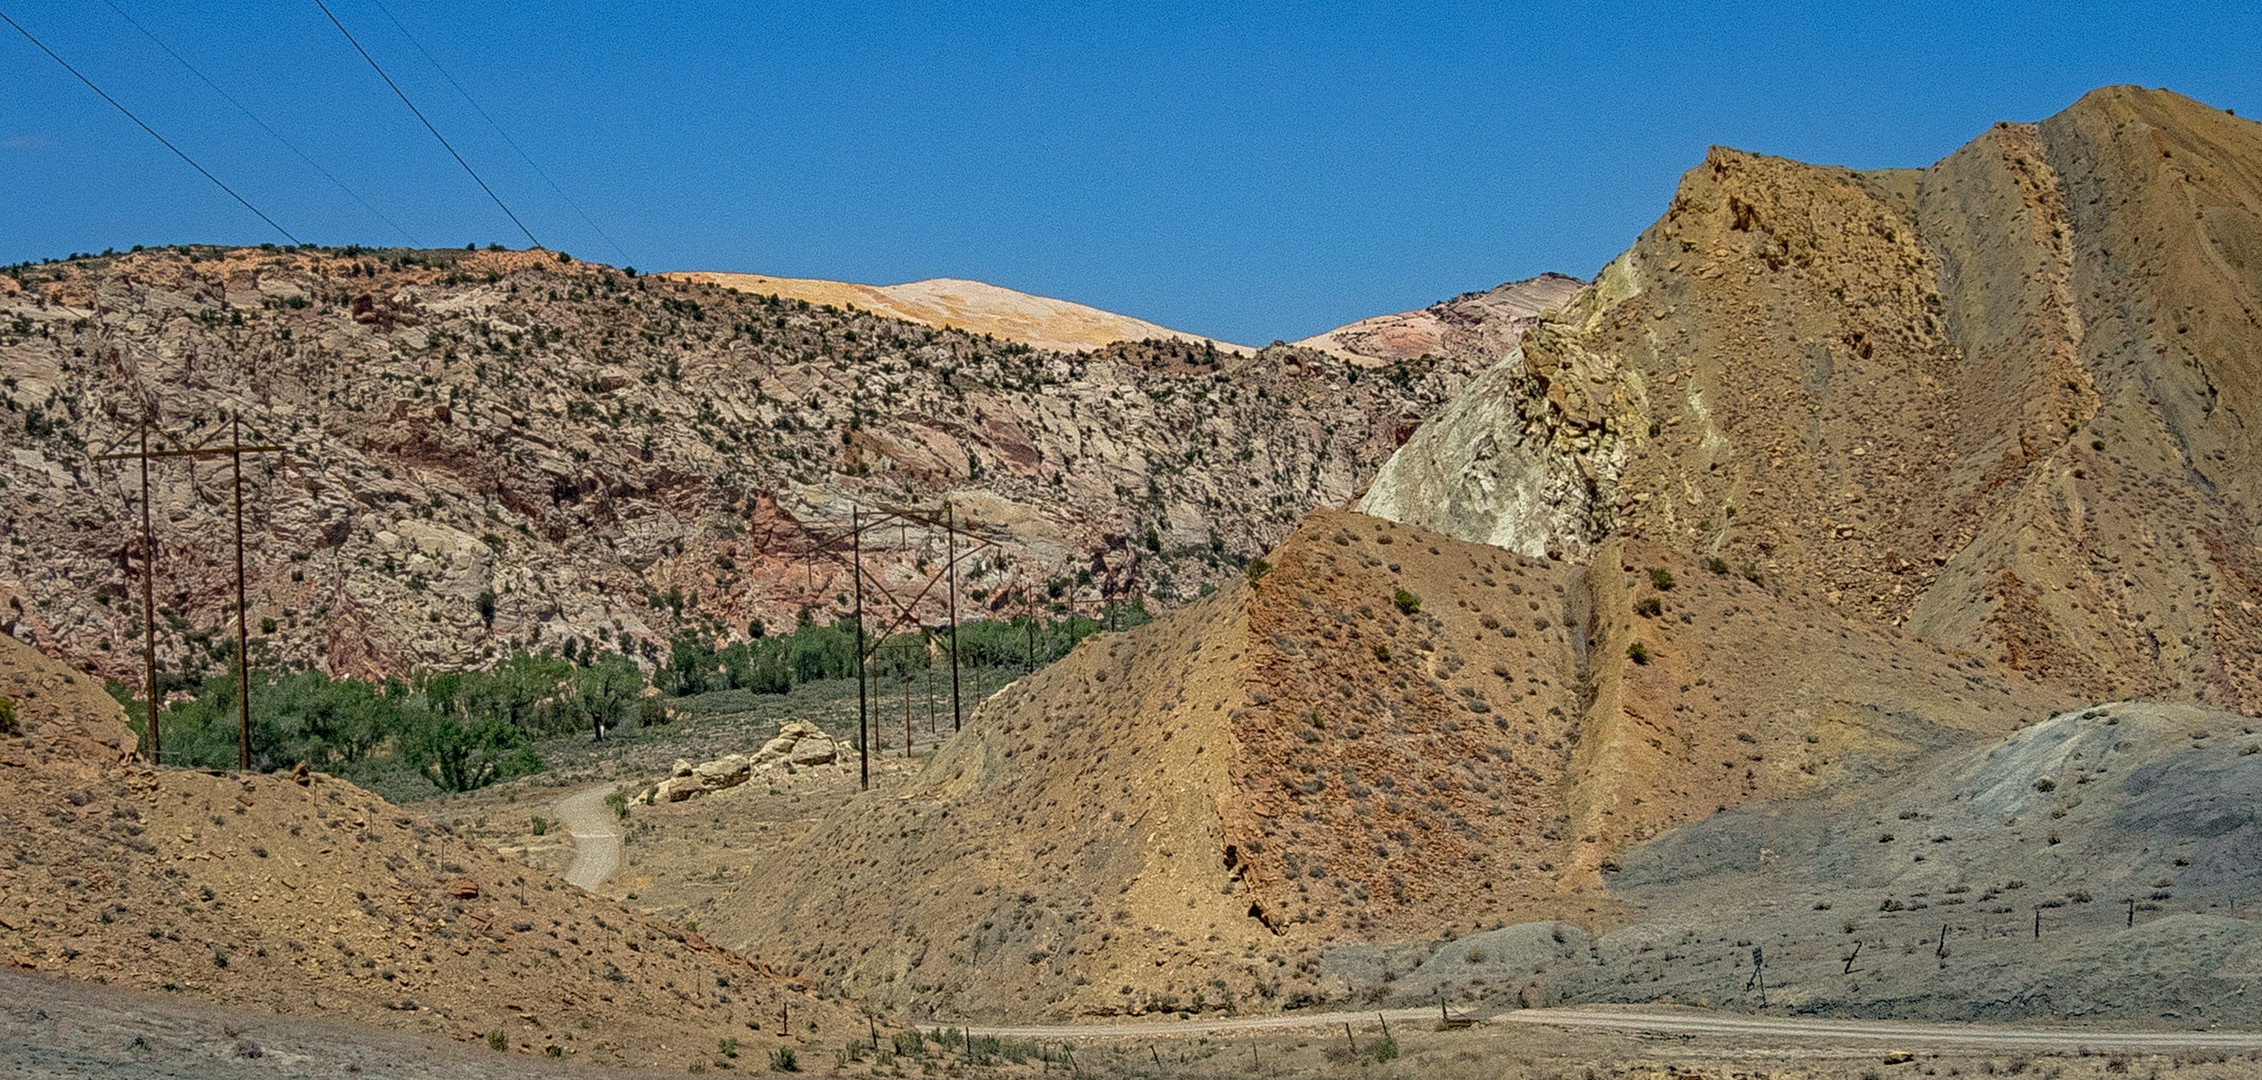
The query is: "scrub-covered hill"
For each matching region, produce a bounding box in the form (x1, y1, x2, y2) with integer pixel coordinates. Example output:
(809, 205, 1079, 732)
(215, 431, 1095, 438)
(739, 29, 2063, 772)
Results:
(0, 633, 869, 1072)
(691, 509, 2067, 1020)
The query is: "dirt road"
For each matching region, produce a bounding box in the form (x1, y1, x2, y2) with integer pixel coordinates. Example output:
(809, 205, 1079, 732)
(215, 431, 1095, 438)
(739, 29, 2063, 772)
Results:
(553, 784, 621, 891)
(971, 1006, 2262, 1052)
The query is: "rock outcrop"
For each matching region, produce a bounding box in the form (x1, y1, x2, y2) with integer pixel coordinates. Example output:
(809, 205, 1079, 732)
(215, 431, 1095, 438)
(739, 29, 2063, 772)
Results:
(1361, 86, 2262, 712)
(0, 250, 1529, 682)
(656, 722, 840, 801)
(1294, 273, 1585, 367)
(664, 272, 1253, 355)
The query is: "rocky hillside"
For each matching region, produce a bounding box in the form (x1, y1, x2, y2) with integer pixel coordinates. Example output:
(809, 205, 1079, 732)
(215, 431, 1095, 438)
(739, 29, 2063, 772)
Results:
(687, 86, 2262, 1023)
(1293, 273, 1586, 367)
(0, 632, 870, 1072)
(665, 271, 1252, 355)
(689, 508, 2067, 1020)
(1360, 86, 2262, 713)
(0, 247, 1532, 683)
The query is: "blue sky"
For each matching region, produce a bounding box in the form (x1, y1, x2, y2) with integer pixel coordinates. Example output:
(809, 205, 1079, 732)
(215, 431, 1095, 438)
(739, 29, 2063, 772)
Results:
(4, 2, 2258, 344)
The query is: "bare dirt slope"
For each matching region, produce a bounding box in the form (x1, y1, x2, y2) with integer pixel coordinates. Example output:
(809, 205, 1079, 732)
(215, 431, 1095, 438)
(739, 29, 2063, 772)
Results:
(1293, 274, 1586, 367)
(0, 634, 868, 1072)
(665, 272, 1252, 355)
(1361, 86, 2262, 713)
(1336, 701, 2262, 1027)
(686, 509, 2068, 1020)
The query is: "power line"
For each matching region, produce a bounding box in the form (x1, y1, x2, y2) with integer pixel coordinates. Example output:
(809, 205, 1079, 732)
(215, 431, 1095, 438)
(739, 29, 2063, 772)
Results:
(308, 0, 540, 249)
(0, 6, 300, 244)
(366, 0, 630, 264)
(99, 0, 417, 246)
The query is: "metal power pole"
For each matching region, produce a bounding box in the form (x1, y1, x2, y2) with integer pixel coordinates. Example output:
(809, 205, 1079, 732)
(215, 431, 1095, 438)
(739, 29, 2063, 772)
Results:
(946, 501, 962, 732)
(94, 419, 284, 771)
(852, 506, 868, 791)
(137, 422, 159, 764)
(230, 415, 250, 770)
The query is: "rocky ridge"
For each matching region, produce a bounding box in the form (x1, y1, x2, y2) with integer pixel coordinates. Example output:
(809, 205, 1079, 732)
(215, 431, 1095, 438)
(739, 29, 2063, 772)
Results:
(0, 248, 1541, 683)
(1293, 273, 1586, 367)
(687, 508, 2068, 1019)
(1360, 86, 2262, 712)
(663, 272, 1252, 355)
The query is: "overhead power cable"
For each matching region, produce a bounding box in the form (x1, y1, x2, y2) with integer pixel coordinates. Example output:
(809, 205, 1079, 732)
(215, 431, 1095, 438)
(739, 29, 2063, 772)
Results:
(308, 0, 540, 249)
(99, 0, 416, 246)
(0, 5, 300, 244)
(367, 0, 630, 264)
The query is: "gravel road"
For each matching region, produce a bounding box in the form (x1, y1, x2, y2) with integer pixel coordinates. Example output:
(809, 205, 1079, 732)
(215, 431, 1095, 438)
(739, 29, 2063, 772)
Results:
(970, 1006, 2262, 1052)
(552, 784, 621, 891)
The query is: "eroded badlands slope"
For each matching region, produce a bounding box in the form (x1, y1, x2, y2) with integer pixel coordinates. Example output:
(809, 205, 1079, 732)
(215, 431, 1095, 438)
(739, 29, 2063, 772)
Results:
(703, 510, 2066, 1019)
(0, 634, 864, 1070)
(1362, 86, 2262, 712)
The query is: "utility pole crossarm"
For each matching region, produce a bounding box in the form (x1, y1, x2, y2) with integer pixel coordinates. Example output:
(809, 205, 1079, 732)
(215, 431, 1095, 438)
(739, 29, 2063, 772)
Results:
(94, 420, 288, 771)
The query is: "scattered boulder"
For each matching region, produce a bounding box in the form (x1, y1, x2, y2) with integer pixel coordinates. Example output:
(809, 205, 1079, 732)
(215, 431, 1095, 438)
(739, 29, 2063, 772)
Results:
(693, 754, 751, 788)
(755, 721, 838, 768)
(658, 726, 838, 801)
(446, 877, 480, 899)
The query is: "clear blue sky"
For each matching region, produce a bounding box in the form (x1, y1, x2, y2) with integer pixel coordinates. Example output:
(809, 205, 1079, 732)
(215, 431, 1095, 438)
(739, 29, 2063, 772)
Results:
(4, 1, 2258, 344)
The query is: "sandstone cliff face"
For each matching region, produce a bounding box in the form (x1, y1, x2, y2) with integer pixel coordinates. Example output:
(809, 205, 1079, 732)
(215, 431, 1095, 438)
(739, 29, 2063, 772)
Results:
(1292, 273, 1585, 367)
(0, 250, 1510, 681)
(1361, 87, 2262, 712)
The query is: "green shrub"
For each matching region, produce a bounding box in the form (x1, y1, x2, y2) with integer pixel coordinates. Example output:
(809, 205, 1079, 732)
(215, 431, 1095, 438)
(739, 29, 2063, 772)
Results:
(1705, 556, 1730, 575)
(1245, 557, 1272, 583)
(530, 816, 547, 836)
(486, 1030, 506, 1052)
(1634, 597, 1662, 618)
(1393, 587, 1421, 615)
(1373, 1036, 1399, 1063)
(0, 696, 15, 736)
(769, 1046, 798, 1072)
(1372, 643, 1391, 662)
(604, 790, 630, 821)
(1626, 642, 1650, 665)
(1648, 567, 1676, 591)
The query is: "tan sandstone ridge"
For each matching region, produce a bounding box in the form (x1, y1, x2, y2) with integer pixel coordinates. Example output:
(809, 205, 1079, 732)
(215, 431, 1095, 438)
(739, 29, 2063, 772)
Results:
(1293, 273, 1587, 366)
(690, 86, 2262, 1021)
(692, 508, 2063, 1020)
(662, 271, 1252, 355)
(1361, 86, 2262, 712)
(0, 250, 1536, 684)
(0, 632, 871, 1071)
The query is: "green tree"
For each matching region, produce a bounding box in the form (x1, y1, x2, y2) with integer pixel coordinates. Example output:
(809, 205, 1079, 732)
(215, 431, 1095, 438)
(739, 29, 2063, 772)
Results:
(404, 712, 538, 793)
(574, 654, 643, 739)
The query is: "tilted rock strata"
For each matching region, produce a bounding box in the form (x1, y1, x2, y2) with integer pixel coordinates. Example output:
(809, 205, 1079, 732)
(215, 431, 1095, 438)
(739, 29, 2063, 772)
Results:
(1294, 273, 1585, 367)
(0, 249, 1501, 683)
(1362, 87, 2262, 711)
(696, 509, 2066, 1019)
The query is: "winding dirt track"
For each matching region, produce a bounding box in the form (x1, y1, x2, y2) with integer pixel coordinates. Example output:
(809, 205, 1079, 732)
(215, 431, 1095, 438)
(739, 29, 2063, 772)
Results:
(970, 1006, 2262, 1051)
(553, 784, 622, 891)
